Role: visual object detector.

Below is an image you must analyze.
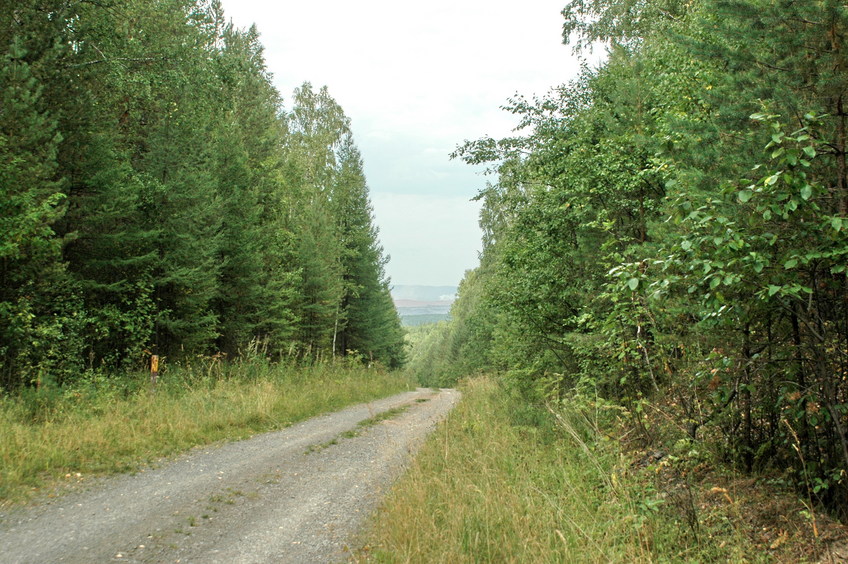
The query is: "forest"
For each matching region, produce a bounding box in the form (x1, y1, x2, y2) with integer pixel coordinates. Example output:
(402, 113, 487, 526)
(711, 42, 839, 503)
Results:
(0, 0, 405, 392)
(4, 0, 848, 549)
(410, 0, 848, 517)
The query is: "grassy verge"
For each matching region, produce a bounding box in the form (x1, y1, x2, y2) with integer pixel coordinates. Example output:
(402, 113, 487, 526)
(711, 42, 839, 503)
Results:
(0, 359, 414, 505)
(360, 376, 837, 563)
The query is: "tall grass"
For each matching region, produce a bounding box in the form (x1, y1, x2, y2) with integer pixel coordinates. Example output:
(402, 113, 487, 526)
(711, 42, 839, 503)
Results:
(0, 358, 414, 505)
(361, 376, 764, 563)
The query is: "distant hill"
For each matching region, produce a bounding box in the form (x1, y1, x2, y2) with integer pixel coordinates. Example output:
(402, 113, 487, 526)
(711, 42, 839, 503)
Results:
(392, 286, 456, 326)
(394, 299, 452, 308)
(402, 313, 450, 327)
(391, 285, 457, 303)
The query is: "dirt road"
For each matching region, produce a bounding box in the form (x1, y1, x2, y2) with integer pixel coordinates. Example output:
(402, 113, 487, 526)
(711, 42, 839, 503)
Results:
(0, 387, 459, 563)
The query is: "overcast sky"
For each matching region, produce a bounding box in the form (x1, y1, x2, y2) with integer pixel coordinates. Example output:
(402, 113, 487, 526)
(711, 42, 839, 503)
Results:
(219, 0, 585, 287)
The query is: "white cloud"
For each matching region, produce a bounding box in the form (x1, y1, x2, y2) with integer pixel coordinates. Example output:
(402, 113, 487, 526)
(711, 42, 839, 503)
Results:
(370, 193, 482, 286)
(220, 0, 583, 286)
(222, 0, 578, 155)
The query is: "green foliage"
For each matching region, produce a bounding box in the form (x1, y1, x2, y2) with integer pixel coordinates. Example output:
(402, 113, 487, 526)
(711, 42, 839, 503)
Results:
(331, 135, 405, 367)
(364, 376, 775, 562)
(0, 1, 404, 387)
(430, 0, 848, 517)
(0, 36, 73, 387)
(403, 268, 496, 387)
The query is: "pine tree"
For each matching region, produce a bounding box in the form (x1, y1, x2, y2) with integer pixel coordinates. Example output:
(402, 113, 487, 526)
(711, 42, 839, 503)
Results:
(211, 25, 269, 354)
(0, 38, 73, 386)
(332, 134, 405, 366)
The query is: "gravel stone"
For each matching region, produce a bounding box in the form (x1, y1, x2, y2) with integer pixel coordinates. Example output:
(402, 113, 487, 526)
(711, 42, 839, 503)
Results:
(0, 387, 459, 563)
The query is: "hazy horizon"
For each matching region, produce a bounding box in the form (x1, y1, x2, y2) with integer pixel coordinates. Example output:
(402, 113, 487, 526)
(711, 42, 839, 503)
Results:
(219, 0, 587, 288)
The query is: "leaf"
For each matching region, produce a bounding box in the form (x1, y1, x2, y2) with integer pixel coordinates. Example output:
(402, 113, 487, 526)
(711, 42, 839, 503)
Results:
(800, 184, 812, 201)
(681, 240, 692, 251)
(627, 278, 639, 291)
(738, 190, 753, 203)
(784, 258, 798, 269)
(764, 173, 780, 186)
(832, 217, 844, 231)
(710, 276, 721, 290)
(768, 285, 781, 297)
(803, 146, 816, 158)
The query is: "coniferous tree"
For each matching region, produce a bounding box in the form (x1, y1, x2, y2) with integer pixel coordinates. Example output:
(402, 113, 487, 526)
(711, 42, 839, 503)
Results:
(0, 0, 405, 385)
(211, 24, 273, 354)
(332, 134, 405, 366)
(0, 37, 74, 386)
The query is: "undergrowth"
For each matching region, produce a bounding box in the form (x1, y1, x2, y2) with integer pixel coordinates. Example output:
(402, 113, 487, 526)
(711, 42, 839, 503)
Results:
(0, 357, 413, 505)
(359, 376, 841, 563)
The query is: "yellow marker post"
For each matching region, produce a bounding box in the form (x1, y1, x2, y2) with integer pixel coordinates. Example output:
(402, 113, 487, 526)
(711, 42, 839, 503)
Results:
(150, 354, 159, 389)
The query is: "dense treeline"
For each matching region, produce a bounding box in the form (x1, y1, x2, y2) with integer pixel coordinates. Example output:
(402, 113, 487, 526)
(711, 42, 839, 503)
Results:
(422, 0, 848, 514)
(0, 0, 404, 389)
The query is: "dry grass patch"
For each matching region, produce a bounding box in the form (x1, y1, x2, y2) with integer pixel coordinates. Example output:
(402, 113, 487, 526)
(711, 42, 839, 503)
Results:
(360, 376, 652, 563)
(0, 361, 413, 505)
(359, 376, 840, 563)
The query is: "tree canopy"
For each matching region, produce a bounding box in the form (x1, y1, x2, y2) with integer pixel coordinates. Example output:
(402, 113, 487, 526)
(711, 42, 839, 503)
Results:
(427, 0, 848, 516)
(0, 0, 404, 387)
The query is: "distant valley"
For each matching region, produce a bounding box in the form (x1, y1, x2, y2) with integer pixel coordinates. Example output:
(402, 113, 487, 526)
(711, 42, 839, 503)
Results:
(392, 286, 456, 326)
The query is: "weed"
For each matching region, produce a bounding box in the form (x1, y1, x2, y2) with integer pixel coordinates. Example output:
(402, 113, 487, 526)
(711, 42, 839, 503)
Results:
(360, 376, 786, 563)
(305, 438, 338, 454)
(359, 406, 409, 428)
(305, 405, 411, 454)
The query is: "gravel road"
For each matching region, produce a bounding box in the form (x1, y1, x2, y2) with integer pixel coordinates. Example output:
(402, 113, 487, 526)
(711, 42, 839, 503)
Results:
(0, 387, 459, 563)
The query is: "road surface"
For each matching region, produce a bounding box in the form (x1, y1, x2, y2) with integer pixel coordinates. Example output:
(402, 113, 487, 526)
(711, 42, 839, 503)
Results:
(0, 387, 459, 563)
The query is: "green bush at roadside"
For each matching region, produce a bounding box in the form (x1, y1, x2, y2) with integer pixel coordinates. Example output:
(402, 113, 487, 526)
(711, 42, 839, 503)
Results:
(362, 376, 789, 563)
